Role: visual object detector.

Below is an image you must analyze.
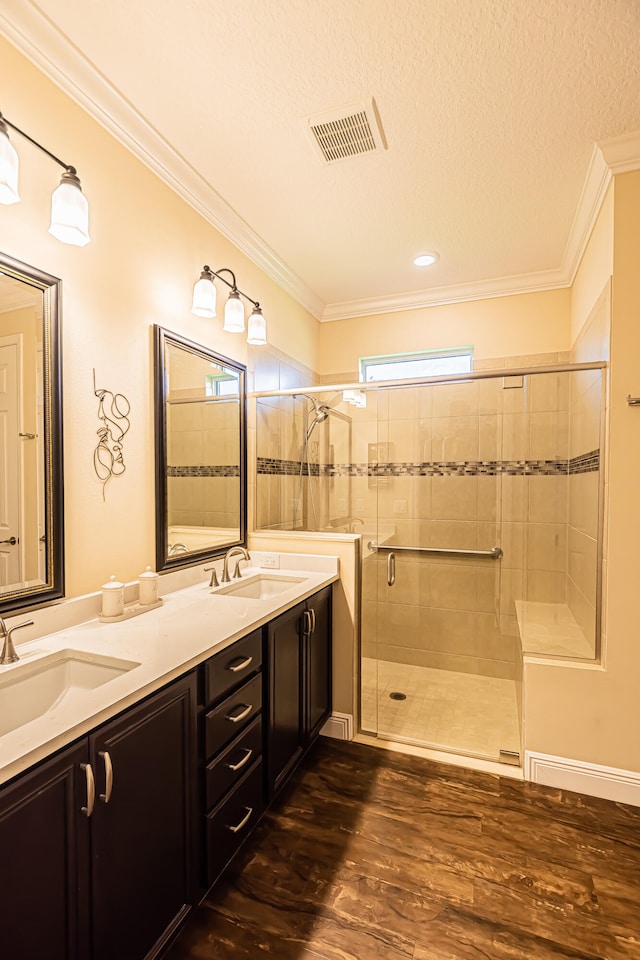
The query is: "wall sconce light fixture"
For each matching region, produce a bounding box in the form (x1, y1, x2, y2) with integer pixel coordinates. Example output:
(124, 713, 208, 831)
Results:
(0, 110, 91, 247)
(192, 265, 267, 345)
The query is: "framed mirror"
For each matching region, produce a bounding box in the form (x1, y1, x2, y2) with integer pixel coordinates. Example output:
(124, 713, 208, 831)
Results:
(154, 325, 247, 573)
(0, 251, 64, 613)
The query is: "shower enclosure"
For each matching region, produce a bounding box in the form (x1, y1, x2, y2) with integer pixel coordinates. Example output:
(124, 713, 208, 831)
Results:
(255, 362, 605, 764)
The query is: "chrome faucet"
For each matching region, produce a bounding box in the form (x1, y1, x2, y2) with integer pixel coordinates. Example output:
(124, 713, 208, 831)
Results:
(0, 617, 34, 665)
(221, 546, 250, 583)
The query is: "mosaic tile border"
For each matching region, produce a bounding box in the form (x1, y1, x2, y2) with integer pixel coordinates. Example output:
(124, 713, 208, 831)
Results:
(568, 450, 600, 474)
(168, 465, 240, 477)
(257, 451, 600, 478)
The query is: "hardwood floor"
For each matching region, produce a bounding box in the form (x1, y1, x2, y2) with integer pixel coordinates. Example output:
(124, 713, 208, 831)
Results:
(165, 739, 640, 959)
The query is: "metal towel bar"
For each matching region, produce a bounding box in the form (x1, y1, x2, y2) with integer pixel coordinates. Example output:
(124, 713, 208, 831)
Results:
(367, 541, 503, 560)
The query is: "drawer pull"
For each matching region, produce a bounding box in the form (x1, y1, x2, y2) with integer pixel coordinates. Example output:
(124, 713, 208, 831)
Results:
(98, 750, 113, 803)
(80, 763, 95, 817)
(226, 748, 253, 772)
(226, 703, 253, 724)
(228, 655, 253, 673)
(226, 806, 253, 834)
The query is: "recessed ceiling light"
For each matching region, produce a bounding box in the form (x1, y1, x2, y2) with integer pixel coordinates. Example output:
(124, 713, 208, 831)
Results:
(413, 252, 439, 267)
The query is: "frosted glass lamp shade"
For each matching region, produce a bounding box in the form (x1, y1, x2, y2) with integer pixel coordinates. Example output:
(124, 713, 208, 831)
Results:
(49, 170, 90, 246)
(247, 306, 267, 345)
(0, 123, 20, 205)
(192, 270, 217, 318)
(223, 290, 245, 332)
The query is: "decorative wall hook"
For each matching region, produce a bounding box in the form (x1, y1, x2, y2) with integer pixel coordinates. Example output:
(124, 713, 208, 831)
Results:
(93, 370, 131, 500)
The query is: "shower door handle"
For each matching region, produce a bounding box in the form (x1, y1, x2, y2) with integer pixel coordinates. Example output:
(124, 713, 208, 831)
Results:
(387, 551, 396, 587)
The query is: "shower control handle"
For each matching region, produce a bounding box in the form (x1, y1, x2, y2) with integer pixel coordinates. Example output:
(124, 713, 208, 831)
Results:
(387, 551, 396, 587)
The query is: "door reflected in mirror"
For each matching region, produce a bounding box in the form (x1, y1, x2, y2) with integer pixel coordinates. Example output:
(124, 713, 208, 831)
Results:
(154, 326, 246, 572)
(0, 252, 64, 612)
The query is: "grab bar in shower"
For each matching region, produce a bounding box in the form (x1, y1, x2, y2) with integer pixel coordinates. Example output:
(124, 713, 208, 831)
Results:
(367, 541, 503, 560)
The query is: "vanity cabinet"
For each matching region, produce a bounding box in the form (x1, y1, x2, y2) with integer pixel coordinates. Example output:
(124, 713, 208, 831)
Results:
(0, 672, 196, 960)
(0, 740, 91, 960)
(266, 586, 332, 798)
(199, 628, 265, 891)
(90, 672, 196, 960)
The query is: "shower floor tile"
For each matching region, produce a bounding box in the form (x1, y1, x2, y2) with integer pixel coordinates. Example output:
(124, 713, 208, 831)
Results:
(360, 658, 520, 761)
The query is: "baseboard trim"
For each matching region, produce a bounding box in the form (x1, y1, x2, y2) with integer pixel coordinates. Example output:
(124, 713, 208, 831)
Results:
(320, 713, 354, 741)
(525, 751, 640, 807)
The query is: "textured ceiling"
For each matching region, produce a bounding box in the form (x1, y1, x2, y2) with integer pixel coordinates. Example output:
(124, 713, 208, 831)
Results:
(2, 0, 640, 318)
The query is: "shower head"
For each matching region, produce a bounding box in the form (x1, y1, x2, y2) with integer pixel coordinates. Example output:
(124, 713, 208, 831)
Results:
(305, 403, 330, 439)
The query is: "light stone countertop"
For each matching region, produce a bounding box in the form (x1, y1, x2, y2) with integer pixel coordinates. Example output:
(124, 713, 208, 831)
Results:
(0, 555, 339, 787)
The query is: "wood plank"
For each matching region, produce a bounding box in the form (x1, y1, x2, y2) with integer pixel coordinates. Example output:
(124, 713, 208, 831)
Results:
(164, 740, 640, 960)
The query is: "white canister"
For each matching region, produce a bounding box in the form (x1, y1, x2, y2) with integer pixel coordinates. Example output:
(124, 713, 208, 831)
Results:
(101, 575, 125, 618)
(138, 566, 159, 606)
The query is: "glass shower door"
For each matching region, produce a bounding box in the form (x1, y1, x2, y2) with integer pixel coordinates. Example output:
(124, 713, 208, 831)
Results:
(362, 378, 520, 762)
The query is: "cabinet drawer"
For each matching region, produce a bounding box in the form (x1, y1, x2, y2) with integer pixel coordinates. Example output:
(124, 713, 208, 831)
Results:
(205, 629, 262, 704)
(205, 714, 263, 811)
(206, 759, 264, 886)
(205, 673, 263, 758)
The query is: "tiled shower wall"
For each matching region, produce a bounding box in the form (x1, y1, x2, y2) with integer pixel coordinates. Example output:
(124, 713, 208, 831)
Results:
(567, 283, 610, 651)
(254, 351, 604, 675)
(167, 397, 241, 530)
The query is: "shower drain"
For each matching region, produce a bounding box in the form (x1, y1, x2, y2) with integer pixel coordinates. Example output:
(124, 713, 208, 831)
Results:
(389, 691, 407, 701)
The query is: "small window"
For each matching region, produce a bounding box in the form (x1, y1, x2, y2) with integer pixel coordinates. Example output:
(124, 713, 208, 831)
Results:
(359, 347, 473, 383)
(206, 367, 239, 397)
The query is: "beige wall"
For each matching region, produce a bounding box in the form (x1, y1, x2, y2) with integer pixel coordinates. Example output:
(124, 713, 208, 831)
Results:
(318, 288, 572, 379)
(525, 172, 640, 773)
(0, 36, 319, 598)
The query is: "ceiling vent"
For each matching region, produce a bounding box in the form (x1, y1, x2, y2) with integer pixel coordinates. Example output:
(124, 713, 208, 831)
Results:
(303, 98, 387, 165)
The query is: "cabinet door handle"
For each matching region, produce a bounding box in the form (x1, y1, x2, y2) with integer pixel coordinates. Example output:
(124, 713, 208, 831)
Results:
(226, 806, 253, 834)
(226, 747, 253, 772)
(303, 610, 312, 636)
(98, 750, 113, 803)
(80, 762, 95, 817)
(228, 655, 253, 673)
(310, 608, 316, 634)
(226, 703, 252, 724)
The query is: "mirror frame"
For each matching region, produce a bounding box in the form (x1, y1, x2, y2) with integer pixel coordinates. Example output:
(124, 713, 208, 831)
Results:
(0, 251, 64, 613)
(154, 325, 247, 574)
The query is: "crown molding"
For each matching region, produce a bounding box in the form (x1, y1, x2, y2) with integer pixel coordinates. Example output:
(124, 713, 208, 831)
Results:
(559, 142, 612, 287)
(598, 129, 640, 174)
(320, 268, 570, 322)
(0, 2, 325, 321)
(2, 5, 640, 324)
(322, 128, 640, 322)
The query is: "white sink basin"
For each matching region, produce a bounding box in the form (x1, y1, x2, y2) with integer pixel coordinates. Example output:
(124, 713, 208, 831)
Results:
(0, 649, 140, 738)
(213, 574, 305, 600)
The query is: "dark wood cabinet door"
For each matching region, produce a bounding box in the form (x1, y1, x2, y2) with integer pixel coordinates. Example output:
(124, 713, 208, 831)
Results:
(89, 672, 197, 960)
(305, 586, 332, 742)
(0, 740, 91, 960)
(266, 600, 305, 797)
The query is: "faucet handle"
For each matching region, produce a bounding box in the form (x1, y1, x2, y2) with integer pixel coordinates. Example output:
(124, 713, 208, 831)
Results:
(1, 619, 34, 665)
(204, 565, 219, 588)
